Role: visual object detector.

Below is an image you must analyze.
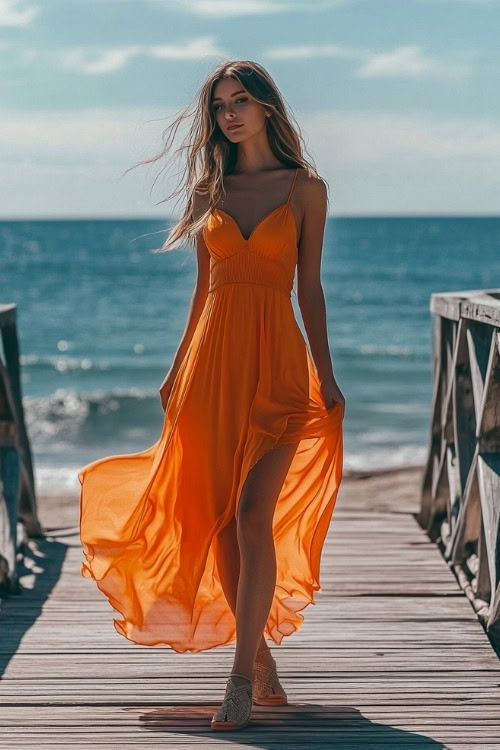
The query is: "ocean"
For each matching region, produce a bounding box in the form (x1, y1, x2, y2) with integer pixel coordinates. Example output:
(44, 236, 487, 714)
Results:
(1, 216, 498, 496)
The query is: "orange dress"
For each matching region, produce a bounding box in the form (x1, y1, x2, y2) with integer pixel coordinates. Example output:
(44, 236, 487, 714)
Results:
(78, 167, 344, 653)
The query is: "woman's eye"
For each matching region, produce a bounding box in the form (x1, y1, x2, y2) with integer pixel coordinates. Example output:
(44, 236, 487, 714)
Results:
(213, 97, 248, 112)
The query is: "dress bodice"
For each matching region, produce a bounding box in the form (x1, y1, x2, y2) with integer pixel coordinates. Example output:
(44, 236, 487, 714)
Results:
(202, 168, 299, 298)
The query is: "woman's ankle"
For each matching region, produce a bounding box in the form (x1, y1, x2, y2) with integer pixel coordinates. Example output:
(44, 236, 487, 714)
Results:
(230, 672, 253, 687)
(255, 647, 274, 665)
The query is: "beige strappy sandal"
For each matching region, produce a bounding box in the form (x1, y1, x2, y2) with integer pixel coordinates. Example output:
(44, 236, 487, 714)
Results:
(252, 647, 288, 705)
(210, 672, 253, 730)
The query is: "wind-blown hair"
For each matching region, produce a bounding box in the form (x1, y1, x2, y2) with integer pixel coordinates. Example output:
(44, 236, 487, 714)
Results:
(124, 59, 326, 253)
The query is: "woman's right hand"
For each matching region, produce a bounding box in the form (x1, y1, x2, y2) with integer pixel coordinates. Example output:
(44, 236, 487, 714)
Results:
(159, 366, 179, 412)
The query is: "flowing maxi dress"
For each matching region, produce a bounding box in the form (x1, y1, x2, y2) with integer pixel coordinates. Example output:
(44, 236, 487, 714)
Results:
(78, 167, 344, 653)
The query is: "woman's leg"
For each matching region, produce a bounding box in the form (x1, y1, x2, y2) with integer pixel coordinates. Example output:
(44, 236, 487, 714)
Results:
(213, 517, 269, 657)
(231, 441, 298, 684)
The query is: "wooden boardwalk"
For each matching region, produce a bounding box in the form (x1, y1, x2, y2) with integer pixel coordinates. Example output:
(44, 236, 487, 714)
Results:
(1, 466, 499, 749)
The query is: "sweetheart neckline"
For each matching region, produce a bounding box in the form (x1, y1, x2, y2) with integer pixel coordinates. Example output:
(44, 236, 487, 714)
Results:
(212, 202, 294, 243)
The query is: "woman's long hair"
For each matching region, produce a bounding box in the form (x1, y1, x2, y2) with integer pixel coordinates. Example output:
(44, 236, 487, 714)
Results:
(125, 59, 326, 253)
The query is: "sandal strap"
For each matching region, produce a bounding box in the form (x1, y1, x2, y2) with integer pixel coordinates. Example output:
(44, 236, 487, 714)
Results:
(230, 672, 253, 683)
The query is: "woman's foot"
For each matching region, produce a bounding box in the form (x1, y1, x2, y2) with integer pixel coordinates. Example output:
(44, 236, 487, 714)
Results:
(252, 648, 288, 706)
(211, 673, 253, 731)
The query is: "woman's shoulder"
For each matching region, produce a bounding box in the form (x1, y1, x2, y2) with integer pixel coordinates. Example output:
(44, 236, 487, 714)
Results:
(296, 166, 326, 187)
(296, 167, 328, 205)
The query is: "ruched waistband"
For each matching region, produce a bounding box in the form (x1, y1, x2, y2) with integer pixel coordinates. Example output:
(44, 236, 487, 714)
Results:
(208, 251, 292, 297)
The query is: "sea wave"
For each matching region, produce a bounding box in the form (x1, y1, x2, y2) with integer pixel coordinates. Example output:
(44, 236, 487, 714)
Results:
(23, 387, 162, 449)
(20, 353, 162, 373)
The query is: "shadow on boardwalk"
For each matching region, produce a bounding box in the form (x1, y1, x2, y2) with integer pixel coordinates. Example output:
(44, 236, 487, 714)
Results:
(0, 533, 67, 679)
(132, 704, 445, 747)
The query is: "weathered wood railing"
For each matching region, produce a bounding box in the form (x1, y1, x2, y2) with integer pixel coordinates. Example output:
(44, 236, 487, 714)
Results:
(0, 303, 41, 595)
(418, 289, 500, 647)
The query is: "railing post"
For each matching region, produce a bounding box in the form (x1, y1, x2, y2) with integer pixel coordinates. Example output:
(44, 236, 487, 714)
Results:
(417, 289, 500, 651)
(0, 303, 42, 595)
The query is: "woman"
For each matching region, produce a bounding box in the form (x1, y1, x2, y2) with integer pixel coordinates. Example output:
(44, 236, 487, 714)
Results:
(78, 59, 345, 732)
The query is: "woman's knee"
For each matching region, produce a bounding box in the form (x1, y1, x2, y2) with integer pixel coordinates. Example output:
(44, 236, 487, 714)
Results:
(235, 442, 298, 542)
(236, 492, 273, 543)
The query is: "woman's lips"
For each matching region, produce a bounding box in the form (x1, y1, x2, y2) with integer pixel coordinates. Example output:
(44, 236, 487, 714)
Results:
(227, 124, 243, 131)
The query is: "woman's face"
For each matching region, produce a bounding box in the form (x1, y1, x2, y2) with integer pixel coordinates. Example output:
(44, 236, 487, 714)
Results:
(211, 78, 270, 141)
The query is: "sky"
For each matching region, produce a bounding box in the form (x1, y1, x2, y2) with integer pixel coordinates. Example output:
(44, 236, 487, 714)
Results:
(1, 0, 499, 218)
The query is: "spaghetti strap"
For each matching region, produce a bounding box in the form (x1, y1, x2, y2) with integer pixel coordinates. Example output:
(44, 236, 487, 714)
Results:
(285, 167, 299, 204)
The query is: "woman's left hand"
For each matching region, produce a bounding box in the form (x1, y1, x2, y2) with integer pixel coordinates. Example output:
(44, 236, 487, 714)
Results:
(320, 375, 345, 419)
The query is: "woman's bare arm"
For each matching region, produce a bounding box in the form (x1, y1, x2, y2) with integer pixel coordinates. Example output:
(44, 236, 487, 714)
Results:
(296, 174, 345, 414)
(159, 189, 211, 408)
(167, 192, 211, 373)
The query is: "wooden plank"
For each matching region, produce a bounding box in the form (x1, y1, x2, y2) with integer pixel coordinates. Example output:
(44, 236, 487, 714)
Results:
(1, 471, 499, 748)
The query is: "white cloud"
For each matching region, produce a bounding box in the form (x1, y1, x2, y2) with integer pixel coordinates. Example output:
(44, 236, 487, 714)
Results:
(60, 46, 142, 75)
(265, 42, 471, 80)
(267, 43, 357, 60)
(305, 109, 500, 214)
(3, 107, 499, 164)
(1, 106, 499, 217)
(357, 45, 471, 80)
(185, 0, 295, 14)
(149, 38, 226, 60)
(0, 107, 161, 158)
(57, 37, 226, 74)
(171, 0, 347, 17)
(0, 0, 39, 27)
(308, 109, 500, 164)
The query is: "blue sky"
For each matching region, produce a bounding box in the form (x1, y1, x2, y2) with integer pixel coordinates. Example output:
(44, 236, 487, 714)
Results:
(1, 0, 499, 218)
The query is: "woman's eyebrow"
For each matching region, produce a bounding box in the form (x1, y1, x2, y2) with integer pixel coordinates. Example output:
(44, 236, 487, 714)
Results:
(212, 89, 247, 103)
